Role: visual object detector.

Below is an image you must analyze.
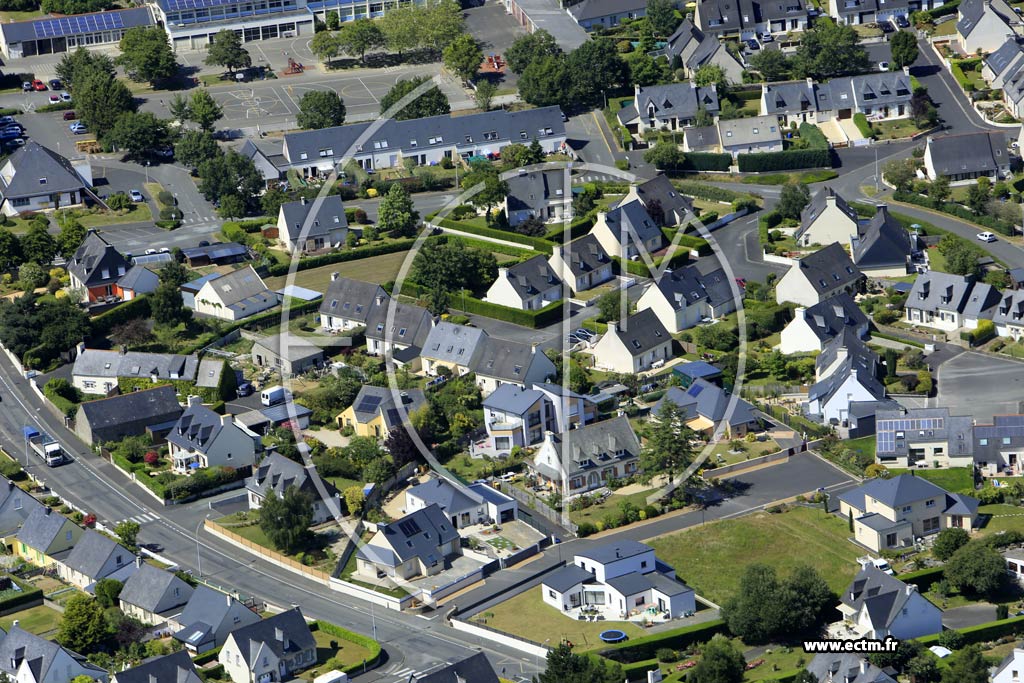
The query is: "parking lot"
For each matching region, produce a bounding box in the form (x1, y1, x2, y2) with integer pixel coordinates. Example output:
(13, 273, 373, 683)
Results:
(936, 351, 1024, 421)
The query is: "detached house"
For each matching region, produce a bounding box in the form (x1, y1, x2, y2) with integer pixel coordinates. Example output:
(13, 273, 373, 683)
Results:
(15, 506, 82, 567)
(0, 625, 108, 683)
(839, 566, 942, 639)
(548, 235, 614, 294)
(475, 383, 595, 457)
(405, 476, 517, 528)
(355, 503, 461, 580)
(503, 169, 569, 226)
(171, 586, 261, 654)
(0, 140, 96, 216)
(364, 297, 434, 360)
(617, 82, 721, 139)
(806, 336, 886, 426)
(71, 345, 200, 395)
(118, 562, 194, 625)
(697, 0, 811, 38)
(718, 115, 784, 158)
(806, 653, 897, 683)
(779, 293, 869, 354)
(483, 255, 562, 311)
(336, 385, 427, 439)
(924, 132, 1009, 184)
(591, 309, 673, 374)
(830, 0, 946, 26)
(795, 188, 860, 248)
(636, 264, 734, 333)
(973, 414, 1024, 476)
(957, 0, 1023, 54)
(874, 407, 975, 469)
(113, 652, 201, 683)
(838, 474, 978, 552)
(850, 206, 913, 277)
(246, 452, 341, 525)
(251, 333, 325, 376)
(653, 379, 761, 437)
(589, 199, 664, 260)
(991, 289, 1024, 339)
(904, 271, 998, 331)
(167, 397, 260, 473)
(473, 336, 556, 395)
(219, 608, 316, 683)
(56, 529, 136, 590)
(775, 243, 863, 307)
(992, 646, 1024, 683)
(319, 274, 386, 332)
(194, 266, 277, 321)
(623, 174, 695, 227)
(277, 196, 348, 254)
(67, 230, 130, 304)
(530, 415, 641, 495)
(660, 19, 744, 83)
(74, 385, 184, 446)
(413, 653, 501, 683)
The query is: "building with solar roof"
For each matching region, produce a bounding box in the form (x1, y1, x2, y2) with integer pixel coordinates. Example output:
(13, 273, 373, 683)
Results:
(152, 0, 314, 51)
(0, 7, 154, 59)
(356, 503, 460, 580)
(874, 407, 975, 469)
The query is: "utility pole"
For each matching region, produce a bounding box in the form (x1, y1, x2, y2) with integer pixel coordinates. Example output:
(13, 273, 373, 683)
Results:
(875, 146, 879, 194)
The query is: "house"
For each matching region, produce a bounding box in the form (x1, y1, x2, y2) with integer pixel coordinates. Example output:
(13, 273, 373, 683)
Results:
(0, 625, 108, 683)
(988, 289, 1024, 340)
(779, 293, 869, 354)
(112, 652, 202, 683)
(616, 82, 721, 139)
(659, 19, 744, 83)
(589, 199, 664, 260)
(237, 403, 314, 434)
(405, 476, 517, 527)
(14, 506, 82, 567)
(541, 540, 696, 618)
(412, 653, 501, 683)
(806, 345, 886, 426)
(761, 79, 833, 127)
(116, 265, 159, 300)
(239, 139, 284, 186)
(762, 72, 914, 126)
(535, 382, 597, 430)
(67, 230, 131, 304)
(904, 271, 995, 331)
(653, 379, 760, 437)
(838, 474, 978, 552)
(830, 0, 946, 26)
(775, 243, 863, 307)
(196, 358, 228, 397)
(590, 309, 673, 374)
(364, 297, 434, 360)
(246, 452, 341, 525)
(672, 361, 723, 387)
(319, 274, 387, 331)
(696, 0, 810, 38)
(168, 397, 260, 473)
(56, 529, 136, 590)
(636, 264, 735, 333)
(74, 385, 184, 446)
(283, 107, 567, 176)
(0, 479, 41, 541)
(483, 256, 562, 311)
(991, 643, 1024, 683)
(72, 345, 200, 395)
(873, 407, 974, 468)
(984, 36, 1024, 89)
(355, 503, 461, 580)
(0, 141, 96, 217)
(194, 266, 277, 321)
(421, 322, 487, 377)
(477, 383, 593, 455)
(277, 196, 348, 254)
(547, 235, 615, 294)
(718, 115, 784, 158)
(851, 206, 913, 277)
(815, 328, 877, 381)
(838, 566, 943, 639)
(622, 174, 695, 227)
(957, 0, 1023, 54)
(502, 169, 569, 226)
(467, 483, 518, 525)
(472, 336, 556, 395)
(795, 188, 860, 247)
(181, 273, 222, 310)
(924, 132, 1009, 183)
(118, 562, 194, 625)
(530, 415, 641, 495)
(179, 242, 249, 268)
(973, 414, 1024, 475)
(171, 586, 261, 654)
(336, 385, 427, 439)
(251, 333, 325, 376)
(219, 608, 316, 683)
(683, 125, 721, 153)
(805, 653, 897, 683)
(567, 0, 646, 29)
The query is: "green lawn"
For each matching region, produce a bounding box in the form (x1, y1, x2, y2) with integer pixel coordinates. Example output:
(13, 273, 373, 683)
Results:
(59, 204, 152, 228)
(872, 118, 923, 140)
(977, 503, 1024, 537)
(887, 467, 974, 493)
(298, 629, 375, 679)
(265, 251, 412, 291)
(927, 247, 949, 273)
(0, 605, 62, 635)
(649, 506, 861, 604)
(706, 438, 781, 467)
(568, 487, 660, 525)
(0, 9, 43, 21)
(931, 19, 957, 35)
(844, 435, 876, 463)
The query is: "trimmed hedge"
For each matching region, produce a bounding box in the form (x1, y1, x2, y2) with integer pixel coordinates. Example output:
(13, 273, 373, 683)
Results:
(193, 647, 222, 666)
(266, 240, 416, 277)
(871, 331, 925, 348)
(430, 216, 556, 253)
(91, 296, 151, 338)
(798, 123, 829, 149)
(895, 566, 945, 592)
(672, 181, 751, 204)
(398, 280, 564, 328)
(927, 0, 959, 17)
(36, 101, 74, 113)
(545, 214, 595, 243)
(0, 576, 43, 612)
(961, 318, 996, 346)
(916, 614, 1024, 646)
(853, 113, 874, 138)
(314, 620, 383, 674)
(599, 619, 729, 663)
(682, 152, 732, 171)
(738, 148, 831, 172)
(892, 190, 1015, 235)
(951, 58, 981, 92)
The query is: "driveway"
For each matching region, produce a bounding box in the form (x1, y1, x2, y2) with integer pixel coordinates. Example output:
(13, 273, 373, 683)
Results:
(936, 351, 1024, 420)
(942, 603, 997, 629)
(463, 0, 527, 88)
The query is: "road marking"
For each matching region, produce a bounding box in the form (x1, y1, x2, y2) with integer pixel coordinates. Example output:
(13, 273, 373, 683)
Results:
(357, 77, 380, 103)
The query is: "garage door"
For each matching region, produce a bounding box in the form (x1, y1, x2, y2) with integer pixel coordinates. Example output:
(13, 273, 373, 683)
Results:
(838, 109, 852, 119)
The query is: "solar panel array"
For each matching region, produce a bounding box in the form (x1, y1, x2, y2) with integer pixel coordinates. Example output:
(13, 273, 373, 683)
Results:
(877, 417, 946, 453)
(164, 0, 246, 13)
(397, 518, 421, 536)
(355, 395, 382, 414)
(33, 12, 124, 39)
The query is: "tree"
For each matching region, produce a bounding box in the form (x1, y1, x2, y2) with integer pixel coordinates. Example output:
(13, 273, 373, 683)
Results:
(117, 27, 178, 85)
(721, 564, 787, 643)
(56, 48, 115, 92)
(384, 424, 419, 467)
(420, 0, 464, 52)
(931, 173, 951, 203)
(197, 150, 263, 213)
(784, 564, 836, 635)
(205, 29, 251, 73)
(175, 130, 220, 169)
(363, 455, 396, 484)
(310, 30, 341, 66)
(643, 141, 685, 170)
(537, 643, 624, 683)
(443, 33, 483, 84)
(379, 5, 421, 57)
(791, 17, 869, 79)
(518, 54, 571, 107)
(640, 400, 696, 481)
(378, 183, 419, 238)
(933, 527, 971, 561)
(379, 76, 451, 120)
(627, 52, 667, 87)
(694, 63, 728, 89)
(566, 38, 628, 104)
(891, 30, 919, 68)
(966, 183, 989, 215)
(105, 112, 170, 160)
(883, 158, 917, 192)
(462, 161, 508, 216)
(0, 228, 23, 271)
(411, 238, 498, 304)
(791, 672, 818, 683)
(151, 261, 192, 326)
(109, 318, 153, 347)
(297, 90, 346, 130)
(945, 542, 1006, 597)
(750, 49, 791, 81)
(596, 288, 623, 323)
(505, 29, 561, 74)
(188, 89, 223, 132)
(690, 635, 745, 683)
(907, 654, 941, 683)
(259, 485, 314, 554)
(218, 194, 246, 219)
(114, 520, 140, 549)
(474, 80, 497, 112)
(57, 218, 86, 259)
(344, 485, 365, 516)
(41, 0, 110, 16)
(74, 66, 135, 137)
(20, 223, 57, 266)
(778, 182, 811, 220)
(169, 93, 191, 121)
(18, 263, 47, 290)
(94, 579, 123, 609)
(646, 0, 679, 35)
(942, 645, 990, 683)
(338, 19, 383, 63)
(57, 595, 110, 653)
(938, 234, 983, 277)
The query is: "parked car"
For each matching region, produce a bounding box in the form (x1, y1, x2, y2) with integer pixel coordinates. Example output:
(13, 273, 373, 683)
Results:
(129, 189, 144, 202)
(59, 92, 71, 102)
(63, 111, 77, 121)
(31, 80, 46, 91)
(48, 94, 60, 104)
(759, 31, 773, 41)
(48, 79, 62, 90)
(145, 248, 158, 255)
(977, 231, 997, 242)
(236, 381, 253, 397)
(746, 38, 760, 50)
(21, 82, 31, 92)
(878, 61, 890, 71)
(0, 129, 21, 141)
(573, 328, 595, 341)
(895, 14, 909, 27)
(159, 247, 170, 253)
(0, 117, 15, 126)
(4, 138, 24, 148)
(69, 122, 87, 134)
(198, 240, 210, 247)
(879, 20, 894, 32)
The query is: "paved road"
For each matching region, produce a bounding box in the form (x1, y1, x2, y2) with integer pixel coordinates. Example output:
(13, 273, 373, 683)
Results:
(935, 351, 1024, 420)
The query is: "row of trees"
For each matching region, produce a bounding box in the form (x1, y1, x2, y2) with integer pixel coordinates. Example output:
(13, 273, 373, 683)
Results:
(507, 31, 628, 109)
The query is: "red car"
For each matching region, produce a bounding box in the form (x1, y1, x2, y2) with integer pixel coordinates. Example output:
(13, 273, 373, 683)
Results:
(62, 111, 76, 121)
(31, 79, 46, 91)
(735, 277, 747, 288)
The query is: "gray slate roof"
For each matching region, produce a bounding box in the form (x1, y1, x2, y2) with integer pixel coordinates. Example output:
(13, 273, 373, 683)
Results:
(0, 141, 90, 200)
(852, 206, 912, 270)
(544, 415, 641, 468)
(807, 653, 897, 683)
(474, 336, 551, 383)
(348, 385, 426, 430)
(279, 196, 348, 240)
(174, 586, 259, 648)
(838, 474, 979, 515)
(808, 352, 885, 408)
(718, 115, 782, 148)
(625, 83, 721, 125)
(73, 348, 199, 382)
(252, 333, 325, 364)
(567, 0, 645, 20)
(841, 567, 924, 630)
(611, 308, 671, 356)
(0, 479, 40, 537)
(505, 169, 567, 214)
(697, 0, 755, 32)
(77, 385, 183, 435)
(482, 383, 544, 416)
(179, 242, 248, 263)
(906, 271, 976, 314)
(498, 255, 561, 301)
(118, 265, 159, 295)
(15, 506, 71, 552)
(61, 529, 132, 582)
(985, 37, 1024, 78)
(927, 132, 1008, 176)
(200, 266, 274, 313)
(113, 651, 201, 683)
(359, 503, 458, 567)
(224, 608, 315, 667)
(797, 187, 859, 241)
(166, 402, 228, 455)
(662, 19, 737, 73)
(974, 414, 1024, 466)
(798, 293, 869, 344)
(0, 625, 106, 680)
(406, 477, 484, 514)
(576, 540, 651, 565)
(118, 563, 193, 614)
(68, 231, 130, 289)
(319, 276, 386, 324)
(247, 451, 339, 502)
(655, 379, 759, 428)
(554, 234, 612, 278)
(650, 264, 733, 312)
(815, 327, 876, 378)
(195, 359, 224, 389)
(542, 564, 595, 593)
(414, 653, 500, 683)
(683, 125, 720, 149)
(875, 407, 974, 458)
(791, 243, 862, 295)
(364, 298, 433, 348)
(423, 322, 487, 365)
(957, 0, 1019, 37)
(633, 174, 694, 225)
(601, 198, 663, 247)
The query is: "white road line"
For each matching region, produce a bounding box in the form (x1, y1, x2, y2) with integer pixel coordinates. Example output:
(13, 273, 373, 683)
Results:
(357, 77, 380, 103)
(278, 86, 300, 114)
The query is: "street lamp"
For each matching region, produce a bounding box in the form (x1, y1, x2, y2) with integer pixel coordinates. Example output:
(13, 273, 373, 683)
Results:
(195, 515, 207, 576)
(145, 161, 150, 184)
(370, 600, 376, 641)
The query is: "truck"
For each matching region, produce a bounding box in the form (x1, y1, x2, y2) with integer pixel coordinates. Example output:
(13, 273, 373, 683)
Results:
(23, 426, 65, 467)
(260, 385, 290, 407)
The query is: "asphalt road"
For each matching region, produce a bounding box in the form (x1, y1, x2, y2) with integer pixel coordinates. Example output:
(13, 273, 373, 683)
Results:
(935, 351, 1024, 420)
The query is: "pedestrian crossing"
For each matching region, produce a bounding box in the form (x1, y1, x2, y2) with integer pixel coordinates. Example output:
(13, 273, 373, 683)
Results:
(382, 664, 430, 681)
(117, 512, 159, 526)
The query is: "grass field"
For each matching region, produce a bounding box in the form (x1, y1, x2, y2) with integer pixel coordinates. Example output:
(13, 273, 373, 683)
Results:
(649, 506, 860, 604)
(0, 605, 62, 636)
(298, 629, 375, 678)
(887, 467, 974, 493)
(872, 118, 922, 140)
(568, 487, 660, 526)
(844, 435, 876, 462)
(977, 503, 1024, 537)
(61, 204, 153, 228)
(265, 252, 412, 291)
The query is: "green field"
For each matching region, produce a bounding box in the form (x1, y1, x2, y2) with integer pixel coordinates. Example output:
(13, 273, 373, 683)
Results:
(887, 467, 974, 493)
(0, 605, 62, 636)
(568, 487, 660, 526)
(978, 503, 1024, 537)
(649, 506, 860, 604)
(265, 252, 413, 291)
(298, 629, 375, 678)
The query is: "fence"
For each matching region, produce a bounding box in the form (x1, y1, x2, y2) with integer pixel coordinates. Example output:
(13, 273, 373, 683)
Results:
(876, 323, 945, 345)
(498, 482, 577, 535)
(204, 519, 332, 585)
(449, 617, 552, 659)
(701, 447, 797, 479)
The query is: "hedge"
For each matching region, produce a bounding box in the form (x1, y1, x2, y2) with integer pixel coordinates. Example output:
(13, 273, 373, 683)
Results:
(738, 148, 831, 172)
(222, 219, 272, 236)
(313, 620, 383, 674)
(266, 240, 416, 277)
(0, 108, 21, 116)
(43, 383, 77, 419)
(193, 647, 222, 666)
(927, 0, 959, 17)
(960, 318, 996, 346)
(599, 619, 729, 663)
(398, 280, 564, 328)
(672, 181, 752, 204)
(798, 123, 830, 149)
(853, 113, 874, 138)
(871, 331, 925, 348)
(891, 190, 1015, 235)
(895, 566, 945, 592)
(118, 376, 222, 403)
(35, 101, 74, 113)
(430, 216, 556, 253)
(0, 576, 43, 612)
(915, 614, 1024, 646)
(546, 214, 596, 243)
(91, 296, 152, 338)
(759, 210, 783, 244)
(682, 152, 732, 171)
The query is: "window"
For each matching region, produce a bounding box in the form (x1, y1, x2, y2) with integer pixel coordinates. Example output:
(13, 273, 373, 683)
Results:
(885, 532, 897, 546)
(980, 438, 989, 445)
(520, 131, 528, 139)
(410, 140, 417, 147)
(39, 178, 46, 185)
(753, 127, 759, 134)
(1005, 437, 1013, 445)
(66, 530, 72, 541)
(318, 148, 333, 157)
(901, 505, 912, 513)
(926, 499, 936, 508)
(465, 135, 472, 143)
(641, 560, 647, 568)
(299, 152, 308, 160)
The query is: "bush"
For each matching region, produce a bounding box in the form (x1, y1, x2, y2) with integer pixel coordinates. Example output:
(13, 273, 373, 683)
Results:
(937, 629, 965, 650)
(853, 113, 874, 138)
(429, 216, 555, 253)
(577, 521, 597, 537)
(738, 149, 831, 172)
(159, 207, 183, 221)
(672, 181, 754, 204)
(600, 620, 729, 663)
(893, 191, 1015, 235)
(0, 576, 42, 613)
(158, 190, 175, 206)
(656, 648, 678, 663)
(681, 152, 732, 171)
(797, 123, 830, 149)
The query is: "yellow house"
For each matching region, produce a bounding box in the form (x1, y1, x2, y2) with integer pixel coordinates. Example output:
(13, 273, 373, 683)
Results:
(14, 506, 82, 567)
(337, 386, 427, 439)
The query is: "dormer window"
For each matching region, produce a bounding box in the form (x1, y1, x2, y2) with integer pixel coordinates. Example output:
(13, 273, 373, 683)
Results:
(39, 178, 46, 185)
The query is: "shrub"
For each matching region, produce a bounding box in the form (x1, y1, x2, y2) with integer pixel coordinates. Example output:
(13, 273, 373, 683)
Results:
(853, 113, 875, 138)
(656, 648, 679, 663)
(158, 190, 175, 206)
(938, 629, 965, 650)
(738, 149, 832, 172)
(682, 153, 732, 171)
(159, 207, 184, 221)
(797, 123, 829, 149)
(577, 521, 597, 537)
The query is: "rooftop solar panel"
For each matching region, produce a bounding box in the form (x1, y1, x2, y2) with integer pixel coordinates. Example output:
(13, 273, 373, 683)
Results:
(355, 396, 382, 414)
(33, 11, 125, 39)
(687, 384, 703, 397)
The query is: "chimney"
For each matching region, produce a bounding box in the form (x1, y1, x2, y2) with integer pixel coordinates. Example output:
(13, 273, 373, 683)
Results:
(119, 344, 127, 355)
(149, 674, 158, 683)
(301, 197, 307, 205)
(44, 507, 51, 515)
(860, 660, 868, 674)
(76, 342, 86, 357)
(221, 414, 233, 428)
(226, 593, 232, 607)
(375, 295, 385, 306)
(902, 65, 911, 76)
(12, 621, 18, 628)
(136, 555, 143, 568)
(498, 266, 509, 279)
(275, 627, 285, 642)
(906, 584, 916, 595)
(615, 548, 621, 558)
(330, 272, 339, 282)
(553, 244, 563, 258)
(608, 321, 618, 333)
(795, 306, 806, 320)
(634, 82, 641, 100)
(188, 395, 203, 408)
(7, 480, 12, 490)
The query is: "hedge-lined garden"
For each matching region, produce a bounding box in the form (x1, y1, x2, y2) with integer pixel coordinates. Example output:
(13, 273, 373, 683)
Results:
(737, 148, 832, 172)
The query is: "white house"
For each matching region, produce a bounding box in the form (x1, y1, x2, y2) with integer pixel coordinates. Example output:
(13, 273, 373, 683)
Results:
(806, 654, 896, 683)
(0, 626, 108, 683)
(71, 345, 200, 395)
(589, 199, 664, 260)
(276, 195, 348, 254)
(421, 322, 487, 377)
(355, 504, 461, 580)
(118, 562, 194, 625)
(718, 115, 784, 158)
(245, 452, 341, 525)
(775, 243, 863, 307)
(957, 0, 1023, 54)
(56, 529, 137, 590)
(167, 397, 261, 473)
(636, 265, 735, 333)
(219, 608, 316, 683)
(616, 82, 720, 139)
(991, 289, 1024, 340)
(475, 383, 595, 457)
(904, 271, 999, 332)
(483, 255, 562, 311)
(779, 293, 869, 354)
(405, 476, 517, 527)
(547, 235, 615, 294)
(590, 309, 673, 374)
(194, 266, 277, 321)
(529, 415, 641, 495)
(319, 274, 387, 332)
(364, 296, 434, 359)
(924, 132, 1010, 184)
(0, 141, 96, 217)
(794, 188, 861, 247)
(472, 336, 556, 396)
(874, 407, 976, 469)
(503, 169, 569, 226)
(838, 566, 942, 639)
(806, 352, 886, 425)
(992, 644, 1024, 683)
